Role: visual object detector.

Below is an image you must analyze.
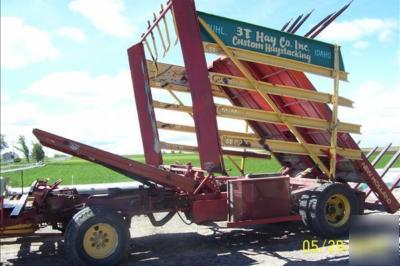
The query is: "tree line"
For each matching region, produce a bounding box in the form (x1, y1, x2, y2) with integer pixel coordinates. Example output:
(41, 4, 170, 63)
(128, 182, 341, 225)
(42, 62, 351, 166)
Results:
(0, 134, 45, 163)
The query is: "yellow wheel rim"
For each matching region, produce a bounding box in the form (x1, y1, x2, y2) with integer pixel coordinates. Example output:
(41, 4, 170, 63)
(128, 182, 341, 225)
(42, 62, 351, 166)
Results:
(83, 223, 119, 259)
(324, 193, 351, 227)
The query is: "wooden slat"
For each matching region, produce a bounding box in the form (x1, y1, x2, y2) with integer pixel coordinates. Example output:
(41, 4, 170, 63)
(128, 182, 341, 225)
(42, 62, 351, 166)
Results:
(147, 61, 227, 98)
(209, 72, 353, 107)
(153, 100, 361, 134)
(157, 122, 361, 160)
(146, 60, 353, 107)
(157, 121, 257, 139)
(220, 135, 362, 160)
(160, 141, 270, 159)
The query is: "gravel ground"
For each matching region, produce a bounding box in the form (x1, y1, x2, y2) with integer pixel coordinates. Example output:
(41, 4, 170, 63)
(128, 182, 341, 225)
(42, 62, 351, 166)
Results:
(0, 217, 350, 266)
(1, 190, 399, 266)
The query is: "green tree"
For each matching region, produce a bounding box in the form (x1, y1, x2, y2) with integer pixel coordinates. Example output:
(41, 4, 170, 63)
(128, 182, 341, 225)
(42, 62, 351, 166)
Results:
(0, 134, 8, 150)
(15, 135, 30, 162)
(32, 143, 45, 162)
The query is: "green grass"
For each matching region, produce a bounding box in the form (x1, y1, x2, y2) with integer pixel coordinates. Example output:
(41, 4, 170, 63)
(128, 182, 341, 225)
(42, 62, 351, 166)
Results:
(1, 154, 281, 187)
(1, 152, 397, 188)
(0, 159, 30, 169)
(0, 156, 56, 169)
(366, 151, 400, 169)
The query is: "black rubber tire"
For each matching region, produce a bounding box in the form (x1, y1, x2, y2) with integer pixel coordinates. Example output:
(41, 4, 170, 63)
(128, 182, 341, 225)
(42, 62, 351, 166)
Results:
(64, 206, 130, 266)
(303, 183, 359, 238)
(299, 190, 316, 230)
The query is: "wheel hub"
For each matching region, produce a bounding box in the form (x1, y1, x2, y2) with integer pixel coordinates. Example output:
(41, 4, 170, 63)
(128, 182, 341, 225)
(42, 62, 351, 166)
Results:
(83, 223, 119, 259)
(325, 193, 351, 227)
(91, 228, 109, 248)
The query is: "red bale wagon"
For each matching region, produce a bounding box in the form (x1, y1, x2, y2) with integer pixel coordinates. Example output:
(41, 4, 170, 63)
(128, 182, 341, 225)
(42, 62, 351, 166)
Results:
(1, 1, 399, 265)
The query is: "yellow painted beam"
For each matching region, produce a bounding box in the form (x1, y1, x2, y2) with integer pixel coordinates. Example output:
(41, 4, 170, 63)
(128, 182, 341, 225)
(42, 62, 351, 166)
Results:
(226, 155, 245, 175)
(146, 60, 353, 107)
(147, 61, 227, 98)
(150, 80, 189, 93)
(154, 100, 192, 112)
(160, 141, 198, 152)
(329, 45, 341, 179)
(160, 141, 270, 159)
(203, 42, 349, 81)
(157, 121, 360, 160)
(149, 80, 227, 98)
(209, 72, 353, 107)
(216, 105, 360, 134)
(267, 139, 361, 160)
(220, 135, 361, 160)
(220, 135, 264, 150)
(156, 121, 257, 139)
(153, 100, 361, 134)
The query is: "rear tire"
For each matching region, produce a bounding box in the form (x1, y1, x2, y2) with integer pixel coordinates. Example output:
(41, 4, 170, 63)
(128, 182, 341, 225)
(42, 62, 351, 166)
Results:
(299, 190, 314, 229)
(299, 183, 360, 238)
(64, 206, 130, 266)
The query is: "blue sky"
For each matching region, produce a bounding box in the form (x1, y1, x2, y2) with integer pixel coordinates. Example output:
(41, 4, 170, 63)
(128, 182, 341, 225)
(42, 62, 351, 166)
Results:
(1, 0, 399, 156)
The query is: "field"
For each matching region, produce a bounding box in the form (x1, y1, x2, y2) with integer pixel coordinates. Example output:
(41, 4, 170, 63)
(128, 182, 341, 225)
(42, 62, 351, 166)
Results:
(1, 153, 281, 187)
(1, 152, 398, 188)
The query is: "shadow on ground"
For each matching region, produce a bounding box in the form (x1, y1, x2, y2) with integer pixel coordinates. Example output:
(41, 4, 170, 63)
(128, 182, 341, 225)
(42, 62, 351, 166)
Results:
(125, 222, 349, 265)
(0, 235, 66, 266)
(1, 222, 349, 265)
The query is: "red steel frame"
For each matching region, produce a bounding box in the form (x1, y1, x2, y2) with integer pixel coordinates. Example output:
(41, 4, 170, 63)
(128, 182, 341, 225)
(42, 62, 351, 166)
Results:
(33, 129, 196, 193)
(128, 43, 163, 167)
(171, 0, 225, 173)
(227, 215, 302, 228)
(129, 0, 225, 173)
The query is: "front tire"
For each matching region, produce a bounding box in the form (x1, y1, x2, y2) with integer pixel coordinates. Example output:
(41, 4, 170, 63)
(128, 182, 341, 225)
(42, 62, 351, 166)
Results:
(64, 207, 130, 266)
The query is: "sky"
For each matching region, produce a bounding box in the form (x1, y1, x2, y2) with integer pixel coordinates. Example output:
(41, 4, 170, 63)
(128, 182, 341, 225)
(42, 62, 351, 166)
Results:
(1, 0, 399, 157)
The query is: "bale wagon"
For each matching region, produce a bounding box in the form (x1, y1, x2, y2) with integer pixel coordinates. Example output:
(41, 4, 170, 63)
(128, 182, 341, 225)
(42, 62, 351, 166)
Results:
(1, 0, 399, 265)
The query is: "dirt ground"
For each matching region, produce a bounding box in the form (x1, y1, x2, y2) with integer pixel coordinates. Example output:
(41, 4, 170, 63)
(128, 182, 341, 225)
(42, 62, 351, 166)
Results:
(1, 190, 399, 265)
(0, 217, 348, 266)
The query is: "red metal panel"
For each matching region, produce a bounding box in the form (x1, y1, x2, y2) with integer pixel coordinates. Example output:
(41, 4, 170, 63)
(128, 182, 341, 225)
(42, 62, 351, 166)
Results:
(228, 177, 291, 221)
(191, 193, 228, 224)
(171, 0, 224, 173)
(127, 43, 162, 167)
(227, 215, 301, 228)
(210, 59, 317, 177)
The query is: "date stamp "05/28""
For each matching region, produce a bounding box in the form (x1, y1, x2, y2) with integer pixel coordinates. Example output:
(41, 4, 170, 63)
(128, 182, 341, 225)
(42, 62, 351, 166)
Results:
(302, 239, 348, 254)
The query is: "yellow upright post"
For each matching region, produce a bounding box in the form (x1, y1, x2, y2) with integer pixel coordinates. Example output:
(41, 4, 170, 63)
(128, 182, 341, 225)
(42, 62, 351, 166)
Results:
(330, 45, 341, 180)
(240, 122, 249, 173)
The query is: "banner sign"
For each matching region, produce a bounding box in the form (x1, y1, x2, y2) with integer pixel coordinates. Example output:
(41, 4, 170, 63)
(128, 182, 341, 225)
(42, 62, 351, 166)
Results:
(198, 11, 345, 71)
